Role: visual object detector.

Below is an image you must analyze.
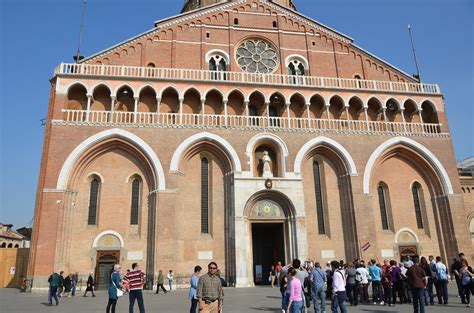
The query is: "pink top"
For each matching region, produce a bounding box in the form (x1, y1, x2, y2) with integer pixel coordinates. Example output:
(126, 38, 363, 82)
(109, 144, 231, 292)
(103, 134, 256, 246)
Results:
(289, 277, 303, 302)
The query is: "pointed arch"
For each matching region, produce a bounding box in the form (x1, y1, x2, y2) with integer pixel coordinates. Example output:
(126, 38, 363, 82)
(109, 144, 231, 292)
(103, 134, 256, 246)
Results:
(170, 132, 242, 173)
(363, 137, 453, 195)
(57, 128, 166, 191)
(294, 136, 357, 175)
(246, 133, 289, 177)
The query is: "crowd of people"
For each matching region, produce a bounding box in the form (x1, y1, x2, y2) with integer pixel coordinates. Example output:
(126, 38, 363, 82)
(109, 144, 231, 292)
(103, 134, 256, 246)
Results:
(275, 252, 473, 313)
(44, 252, 473, 313)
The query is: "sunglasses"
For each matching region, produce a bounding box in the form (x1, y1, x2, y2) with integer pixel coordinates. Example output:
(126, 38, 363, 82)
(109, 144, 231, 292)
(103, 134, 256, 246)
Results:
(209, 267, 217, 270)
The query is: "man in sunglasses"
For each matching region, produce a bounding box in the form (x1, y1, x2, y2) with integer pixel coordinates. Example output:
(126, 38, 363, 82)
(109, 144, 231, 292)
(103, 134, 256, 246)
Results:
(197, 262, 224, 313)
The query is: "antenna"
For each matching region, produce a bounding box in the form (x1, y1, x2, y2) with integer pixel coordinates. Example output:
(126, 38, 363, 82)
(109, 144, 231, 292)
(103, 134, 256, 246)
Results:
(408, 24, 422, 83)
(74, 0, 88, 63)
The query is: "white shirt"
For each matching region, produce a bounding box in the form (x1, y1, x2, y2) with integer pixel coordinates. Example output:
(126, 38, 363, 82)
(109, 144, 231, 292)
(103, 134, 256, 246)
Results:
(356, 267, 369, 284)
(332, 269, 346, 293)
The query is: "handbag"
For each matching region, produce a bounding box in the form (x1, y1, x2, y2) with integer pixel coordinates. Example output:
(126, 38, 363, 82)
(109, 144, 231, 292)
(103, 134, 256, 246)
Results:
(111, 273, 123, 298)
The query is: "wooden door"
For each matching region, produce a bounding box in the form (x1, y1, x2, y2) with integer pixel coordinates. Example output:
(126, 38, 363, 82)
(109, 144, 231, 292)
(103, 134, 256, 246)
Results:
(95, 251, 119, 290)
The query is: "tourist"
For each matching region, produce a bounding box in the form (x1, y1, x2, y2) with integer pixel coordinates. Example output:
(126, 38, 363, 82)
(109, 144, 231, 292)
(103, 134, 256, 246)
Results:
(382, 262, 393, 307)
(57, 271, 65, 297)
(275, 261, 283, 287)
(197, 262, 224, 313)
(83, 272, 96, 297)
(407, 256, 427, 313)
(155, 270, 167, 294)
(356, 263, 369, 303)
(451, 253, 464, 302)
(368, 259, 383, 305)
(330, 260, 347, 313)
(310, 262, 327, 313)
(401, 261, 412, 303)
(107, 264, 123, 313)
(189, 265, 202, 313)
(345, 263, 358, 306)
(389, 260, 401, 305)
(456, 259, 473, 307)
(325, 262, 333, 300)
(287, 268, 303, 313)
(63, 274, 72, 297)
(47, 271, 60, 306)
(167, 270, 174, 292)
(434, 256, 449, 305)
(420, 257, 434, 305)
(270, 265, 276, 288)
(279, 266, 291, 313)
(71, 272, 78, 297)
(122, 263, 146, 313)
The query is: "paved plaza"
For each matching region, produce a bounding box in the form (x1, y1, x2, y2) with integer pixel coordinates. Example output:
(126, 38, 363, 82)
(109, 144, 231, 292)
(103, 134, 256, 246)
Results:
(0, 284, 470, 313)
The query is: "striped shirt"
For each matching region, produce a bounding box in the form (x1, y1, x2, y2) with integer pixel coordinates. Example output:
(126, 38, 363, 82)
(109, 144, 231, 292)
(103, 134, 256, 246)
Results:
(123, 270, 145, 290)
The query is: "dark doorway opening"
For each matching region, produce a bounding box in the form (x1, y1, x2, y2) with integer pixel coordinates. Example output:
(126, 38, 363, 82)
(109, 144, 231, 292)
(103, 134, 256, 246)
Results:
(252, 223, 285, 285)
(95, 251, 120, 290)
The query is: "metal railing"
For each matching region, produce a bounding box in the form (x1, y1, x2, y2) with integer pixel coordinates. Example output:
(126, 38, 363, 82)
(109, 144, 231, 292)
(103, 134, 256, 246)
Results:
(55, 63, 441, 95)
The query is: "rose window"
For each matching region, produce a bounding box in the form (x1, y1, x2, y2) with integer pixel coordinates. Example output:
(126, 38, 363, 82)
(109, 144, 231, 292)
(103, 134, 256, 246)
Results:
(236, 39, 279, 74)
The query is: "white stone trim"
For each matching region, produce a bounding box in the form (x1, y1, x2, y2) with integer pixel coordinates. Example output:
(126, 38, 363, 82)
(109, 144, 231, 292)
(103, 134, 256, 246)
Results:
(205, 49, 230, 64)
(395, 227, 420, 244)
(246, 133, 289, 177)
(92, 230, 125, 248)
(170, 132, 242, 173)
(284, 54, 309, 70)
(363, 137, 454, 195)
(294, 136, 358, 175)
(56, 128, 166, 191)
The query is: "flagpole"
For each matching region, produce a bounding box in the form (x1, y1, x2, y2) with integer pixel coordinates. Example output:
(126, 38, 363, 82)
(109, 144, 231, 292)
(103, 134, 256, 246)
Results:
(75, 0, 88, 62)
(408, 24, 422, 83)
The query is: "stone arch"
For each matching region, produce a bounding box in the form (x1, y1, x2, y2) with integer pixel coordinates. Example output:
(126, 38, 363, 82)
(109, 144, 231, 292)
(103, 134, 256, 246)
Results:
(227, 89, 245, 115)
(363, 137, 453, 195)
(294, 137, 357, 175)
(183, 87, 201, 114)
(113, 83, 136, 98)
(92, 230, 125, 248)
(246, 133, 289, 177)
(57, 128, 166, 191)
(66, 83, 88, 111)
(395, 228, 420, 244)
(170, 132, 242, 173)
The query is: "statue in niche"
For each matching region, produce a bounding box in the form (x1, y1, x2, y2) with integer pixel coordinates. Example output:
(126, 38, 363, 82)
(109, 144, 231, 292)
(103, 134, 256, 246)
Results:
(261, 151, 273, 178)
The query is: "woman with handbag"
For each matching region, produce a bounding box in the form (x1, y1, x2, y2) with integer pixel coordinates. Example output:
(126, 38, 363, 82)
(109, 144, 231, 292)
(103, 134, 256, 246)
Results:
(107, 264, 124, 313)
(458, 260, 473, 308)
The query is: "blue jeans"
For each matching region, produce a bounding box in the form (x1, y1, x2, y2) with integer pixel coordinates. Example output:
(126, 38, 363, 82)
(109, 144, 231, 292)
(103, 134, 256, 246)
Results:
(423, 278, 434, 304)
(312, 287, 326, 313)
(281, 292, 290, 311)
(129, 289, 145, 313)
(331, 292, 347, 313)
(290, 300, 303, 313)
(412, 287, 425, 313)
(48, 286, 59, 305)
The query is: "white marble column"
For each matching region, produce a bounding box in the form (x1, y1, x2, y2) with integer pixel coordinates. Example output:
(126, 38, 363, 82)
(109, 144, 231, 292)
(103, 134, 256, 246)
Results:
(86, 94, 92, 122)
(133, 96, 139, 123)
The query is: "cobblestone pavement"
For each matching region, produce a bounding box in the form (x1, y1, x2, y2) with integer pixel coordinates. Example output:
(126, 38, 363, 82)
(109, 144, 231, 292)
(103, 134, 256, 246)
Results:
(1, 284, 470, 313)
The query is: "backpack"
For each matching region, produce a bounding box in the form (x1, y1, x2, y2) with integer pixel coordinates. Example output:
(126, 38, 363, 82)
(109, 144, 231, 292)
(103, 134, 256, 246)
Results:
(436, 264, 447, 281)
(355, 271, 363, 283)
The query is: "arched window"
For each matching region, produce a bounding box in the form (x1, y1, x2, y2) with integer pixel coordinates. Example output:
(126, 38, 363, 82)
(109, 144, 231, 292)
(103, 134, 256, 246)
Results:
(0, 243, 6, 248)
(201, 158, 210, 234)
(288, 61, 305, 76)
(87, 178, 100, 225)
(130, 178, 141, 225)
(377, 183, 390, 230)
(313, 161, 326, 235)
(7, 243, 13, 248)
(412, 183, 424, 229)
(208, 53, 228, 80)
(14, 244, 19, 248)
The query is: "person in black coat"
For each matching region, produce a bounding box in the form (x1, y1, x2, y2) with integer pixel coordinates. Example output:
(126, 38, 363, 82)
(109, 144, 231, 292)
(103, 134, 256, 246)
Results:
(83, 272, 96, 297)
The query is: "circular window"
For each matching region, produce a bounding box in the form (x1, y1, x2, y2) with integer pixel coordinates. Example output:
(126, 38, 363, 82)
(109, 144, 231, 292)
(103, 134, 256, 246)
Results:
(236, 38, 279, 74)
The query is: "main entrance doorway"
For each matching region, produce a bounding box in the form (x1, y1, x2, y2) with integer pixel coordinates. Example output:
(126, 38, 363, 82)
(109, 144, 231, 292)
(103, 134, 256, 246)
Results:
(252, 223, 285, 285)
(95, 251, 120, 290)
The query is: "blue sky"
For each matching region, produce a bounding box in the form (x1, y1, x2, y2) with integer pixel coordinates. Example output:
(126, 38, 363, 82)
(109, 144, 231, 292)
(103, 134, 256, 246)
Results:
(0, 0, 473, 228)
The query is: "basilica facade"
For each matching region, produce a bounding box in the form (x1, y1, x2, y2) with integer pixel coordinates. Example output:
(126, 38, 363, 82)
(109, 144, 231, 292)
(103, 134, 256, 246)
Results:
(29, 0, 473, 289)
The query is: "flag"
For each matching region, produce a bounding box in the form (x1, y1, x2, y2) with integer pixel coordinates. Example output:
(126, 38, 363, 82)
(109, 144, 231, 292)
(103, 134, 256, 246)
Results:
(361, 242, 371, 252)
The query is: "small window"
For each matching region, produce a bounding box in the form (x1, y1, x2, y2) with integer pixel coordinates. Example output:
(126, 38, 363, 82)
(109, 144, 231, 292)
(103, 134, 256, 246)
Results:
(377, 184, 390, 230)
(312, 41, 316, 46)
(130, 178, 140, 225)
(234, 18, 239, 25)
(87, 178, 100, 225)
(273, 21, 278, 28)
(206, 32, 210, 39)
